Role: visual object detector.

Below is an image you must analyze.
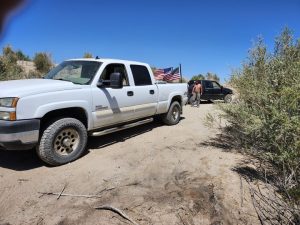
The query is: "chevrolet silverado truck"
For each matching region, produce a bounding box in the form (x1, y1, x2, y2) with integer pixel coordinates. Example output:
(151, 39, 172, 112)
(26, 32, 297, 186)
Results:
(0, 59, 188, 165)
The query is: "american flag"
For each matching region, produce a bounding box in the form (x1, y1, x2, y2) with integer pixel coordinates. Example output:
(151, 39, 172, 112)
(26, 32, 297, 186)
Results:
(163, 67, 181, 81)
(154, 67, 173, 80)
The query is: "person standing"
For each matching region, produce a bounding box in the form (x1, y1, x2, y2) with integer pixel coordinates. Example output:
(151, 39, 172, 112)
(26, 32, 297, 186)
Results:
(192, 81, 202, 107)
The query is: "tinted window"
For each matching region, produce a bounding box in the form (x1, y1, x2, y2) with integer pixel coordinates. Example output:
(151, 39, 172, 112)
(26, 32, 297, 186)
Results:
(130, 65, 152, 86)
(205, 81, 213, 88)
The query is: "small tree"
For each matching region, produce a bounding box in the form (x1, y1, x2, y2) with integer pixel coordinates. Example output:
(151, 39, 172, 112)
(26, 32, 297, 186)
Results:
(83, 52, 93, 58)
(219, 27, 300, 208)
(205, 72, 220, 82)
(33, 52, 53, 74)
(0, 45, 24, 81)
(191, 74, 205, 80)
(2, 45, 18, 63)
(16, 50, 30, 61)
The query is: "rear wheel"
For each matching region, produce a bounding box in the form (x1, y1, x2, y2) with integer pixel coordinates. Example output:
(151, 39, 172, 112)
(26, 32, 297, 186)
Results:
(162, 101, 181, 125)
(37, 118, 87, 166)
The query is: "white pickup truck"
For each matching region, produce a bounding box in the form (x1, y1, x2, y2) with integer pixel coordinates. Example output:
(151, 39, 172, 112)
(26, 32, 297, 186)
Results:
(0, 58, 188, 165)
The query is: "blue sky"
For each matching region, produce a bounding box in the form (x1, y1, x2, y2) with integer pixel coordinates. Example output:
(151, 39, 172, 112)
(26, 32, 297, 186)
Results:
(1, 0, 299, 82)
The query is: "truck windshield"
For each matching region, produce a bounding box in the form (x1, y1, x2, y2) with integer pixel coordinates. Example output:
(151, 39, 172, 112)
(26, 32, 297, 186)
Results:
(44, 61, 102, 85)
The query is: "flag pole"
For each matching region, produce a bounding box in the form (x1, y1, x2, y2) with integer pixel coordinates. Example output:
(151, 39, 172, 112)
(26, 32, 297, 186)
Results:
(179, 63, 182, 83)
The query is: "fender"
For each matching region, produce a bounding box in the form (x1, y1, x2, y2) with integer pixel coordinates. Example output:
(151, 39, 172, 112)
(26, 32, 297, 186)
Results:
(167, 92, 183, 109)
(34, 101, 93, 129)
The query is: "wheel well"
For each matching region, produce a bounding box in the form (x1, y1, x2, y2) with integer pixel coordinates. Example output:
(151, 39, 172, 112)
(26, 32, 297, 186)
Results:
(171, 95, 182, 105)
(40, 107, 88, 130)
(171, 95, 182, 113)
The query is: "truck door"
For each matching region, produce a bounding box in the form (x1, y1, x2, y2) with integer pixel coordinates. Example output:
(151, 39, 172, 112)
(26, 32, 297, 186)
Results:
(129, 65, 158, 119)
(201, 80, 214, 100)
(91, 63, 137, 128)
(211, 81, 222, 100)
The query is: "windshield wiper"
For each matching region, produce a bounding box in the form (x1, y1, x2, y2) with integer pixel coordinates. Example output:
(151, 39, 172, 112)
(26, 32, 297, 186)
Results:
(55, 78, 72, 82)
(55, 78, 82, 85)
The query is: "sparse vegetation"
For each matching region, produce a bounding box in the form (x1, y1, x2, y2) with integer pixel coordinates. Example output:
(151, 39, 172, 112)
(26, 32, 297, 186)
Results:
(15, 50, 30, 61)
(218, 28, 300, 219)
(33, 52, 53, 74)
(83, 52, 93, 58)
(0, 45, 24, 81)
(191, 72, 220, 82)
(191, 74, 205, 80)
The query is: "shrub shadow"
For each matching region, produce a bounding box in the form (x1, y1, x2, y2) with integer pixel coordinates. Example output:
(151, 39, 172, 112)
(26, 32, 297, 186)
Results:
(199, 126, 277, 183)
(200, 127, 239, 152)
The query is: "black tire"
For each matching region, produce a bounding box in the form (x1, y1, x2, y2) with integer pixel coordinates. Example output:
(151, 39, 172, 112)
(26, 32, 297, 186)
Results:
(37, 118, 88, 166)
(162, 101, 181, 125)
(224, 94, 233, 103)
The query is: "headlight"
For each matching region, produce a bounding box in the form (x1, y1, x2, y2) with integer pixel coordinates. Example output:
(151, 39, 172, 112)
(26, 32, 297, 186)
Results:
(0, 111, 16, 120)
(0, 97, 19, 107)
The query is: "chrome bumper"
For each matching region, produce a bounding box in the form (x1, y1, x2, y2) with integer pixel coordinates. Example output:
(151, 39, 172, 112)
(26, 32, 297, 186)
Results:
(0, 119, 40, 150)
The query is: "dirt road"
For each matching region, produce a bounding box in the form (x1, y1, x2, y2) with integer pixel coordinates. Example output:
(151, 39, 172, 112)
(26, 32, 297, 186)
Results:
(0, 103, 260, 225)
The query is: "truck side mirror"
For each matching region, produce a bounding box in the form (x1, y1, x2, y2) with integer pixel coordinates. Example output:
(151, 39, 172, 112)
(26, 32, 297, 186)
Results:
(110, 72, 123, 89)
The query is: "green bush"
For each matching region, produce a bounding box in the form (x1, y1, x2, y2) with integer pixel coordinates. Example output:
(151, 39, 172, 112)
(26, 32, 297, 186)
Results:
(33, 52, 53, 74)
(0, 45, 24, 81)
(221, 28, 300, 199)
(83, 52, 93, 58)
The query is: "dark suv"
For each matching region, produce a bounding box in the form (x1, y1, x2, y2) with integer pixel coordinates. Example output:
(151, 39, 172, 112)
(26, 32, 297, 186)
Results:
(188, 80, 233, 103)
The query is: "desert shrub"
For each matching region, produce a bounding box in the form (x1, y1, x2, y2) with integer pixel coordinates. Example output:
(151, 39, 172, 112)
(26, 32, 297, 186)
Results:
(15, 50, 30, 61)
(83, 52, 93, 58)
(25, 70, 43, 79)
(33, 52, 53, 74)
(220, 28, 300, 201)
(0, 47, 24, 81)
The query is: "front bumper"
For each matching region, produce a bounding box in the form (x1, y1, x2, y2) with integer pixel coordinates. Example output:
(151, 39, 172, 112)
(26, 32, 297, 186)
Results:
(0, 119, 40, 150)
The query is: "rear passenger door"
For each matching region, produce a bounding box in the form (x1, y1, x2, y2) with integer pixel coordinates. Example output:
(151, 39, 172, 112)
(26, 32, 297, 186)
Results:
(201, 80, 214, 100)
(130, 65, 158, 119)
(211, 81, 222, 100)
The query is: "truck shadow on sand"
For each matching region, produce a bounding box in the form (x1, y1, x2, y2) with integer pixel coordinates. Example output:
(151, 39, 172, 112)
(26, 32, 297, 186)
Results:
(87, 117, 185, 149)
(0, 149, 44, 171)
(0, 117, 184, 171)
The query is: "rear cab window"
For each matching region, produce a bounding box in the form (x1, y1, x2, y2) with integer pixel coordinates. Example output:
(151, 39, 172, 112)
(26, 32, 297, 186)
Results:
(212, 81, 221, 89)
(130, 65, 152, 86)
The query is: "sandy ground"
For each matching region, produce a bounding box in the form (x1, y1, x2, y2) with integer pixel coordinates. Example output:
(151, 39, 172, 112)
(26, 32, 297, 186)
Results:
(0, 103, 261, 225)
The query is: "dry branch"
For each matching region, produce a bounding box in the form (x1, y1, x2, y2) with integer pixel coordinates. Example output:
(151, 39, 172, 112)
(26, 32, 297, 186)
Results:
(94, 205, 138, 225)
(57, 184, 67, 200)
(38, 192, 102, 199)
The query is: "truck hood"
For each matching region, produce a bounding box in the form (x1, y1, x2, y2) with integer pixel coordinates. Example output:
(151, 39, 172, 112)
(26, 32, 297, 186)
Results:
(223, 87, 233, 94)
(0, 79, 83, 98)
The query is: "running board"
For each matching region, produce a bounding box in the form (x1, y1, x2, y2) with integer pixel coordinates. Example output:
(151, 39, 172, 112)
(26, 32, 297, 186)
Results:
(91, 118, 153, 137)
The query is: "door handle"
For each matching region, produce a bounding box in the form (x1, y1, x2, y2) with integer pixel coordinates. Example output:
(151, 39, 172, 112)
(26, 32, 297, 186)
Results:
(150, 90, 155, 94)
(127, 91, 134, 96)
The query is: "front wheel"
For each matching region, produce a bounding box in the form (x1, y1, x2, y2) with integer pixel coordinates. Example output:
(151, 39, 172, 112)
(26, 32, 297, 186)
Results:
(162, 101, 181, 125)
(37, 118, 88, 166)
(224, 94, 233, 103)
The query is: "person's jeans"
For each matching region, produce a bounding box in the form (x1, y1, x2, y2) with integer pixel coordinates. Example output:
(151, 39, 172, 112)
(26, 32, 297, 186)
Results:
(194, 93, 201, 107)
